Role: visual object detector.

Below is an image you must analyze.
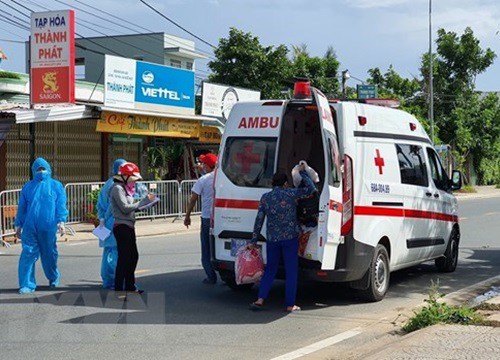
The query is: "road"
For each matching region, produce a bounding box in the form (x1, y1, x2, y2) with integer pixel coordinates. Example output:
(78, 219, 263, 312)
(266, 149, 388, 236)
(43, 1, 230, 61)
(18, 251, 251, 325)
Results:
(0, 196, 499, 360)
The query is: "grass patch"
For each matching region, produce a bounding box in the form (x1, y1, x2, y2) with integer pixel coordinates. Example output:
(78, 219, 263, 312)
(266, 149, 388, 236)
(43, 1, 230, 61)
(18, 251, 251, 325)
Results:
(0, 71, 21, 79)
(403, 281, 483, 333)
(457, 185, 477, 193)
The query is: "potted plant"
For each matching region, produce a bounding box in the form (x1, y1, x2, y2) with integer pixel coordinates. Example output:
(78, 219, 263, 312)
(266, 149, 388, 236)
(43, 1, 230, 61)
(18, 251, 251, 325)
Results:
(86, 188, 101, 227)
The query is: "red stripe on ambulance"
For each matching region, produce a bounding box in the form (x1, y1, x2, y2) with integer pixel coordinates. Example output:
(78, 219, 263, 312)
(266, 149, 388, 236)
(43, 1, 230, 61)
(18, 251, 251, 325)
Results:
(354, 206, 458, 222)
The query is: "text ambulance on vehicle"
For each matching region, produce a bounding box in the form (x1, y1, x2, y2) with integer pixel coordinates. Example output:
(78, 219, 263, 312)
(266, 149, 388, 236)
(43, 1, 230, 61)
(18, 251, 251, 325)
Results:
(211, 82, 462, 301)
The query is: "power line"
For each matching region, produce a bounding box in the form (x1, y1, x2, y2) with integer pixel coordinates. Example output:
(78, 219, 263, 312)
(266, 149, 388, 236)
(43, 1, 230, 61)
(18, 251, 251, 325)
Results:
(53, 0, 215, 60)
(0, 24, 25, 38)
(0, 37, 24, 43)
(140, 0, 216, 49)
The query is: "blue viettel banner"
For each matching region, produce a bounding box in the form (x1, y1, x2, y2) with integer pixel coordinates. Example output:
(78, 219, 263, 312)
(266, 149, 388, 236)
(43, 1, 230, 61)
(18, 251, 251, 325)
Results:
(135, 61, 195, 110)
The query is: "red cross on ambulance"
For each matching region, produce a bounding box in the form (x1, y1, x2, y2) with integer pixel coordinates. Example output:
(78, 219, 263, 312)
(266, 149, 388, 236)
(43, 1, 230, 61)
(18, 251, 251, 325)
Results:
(374, 149, 385, 175)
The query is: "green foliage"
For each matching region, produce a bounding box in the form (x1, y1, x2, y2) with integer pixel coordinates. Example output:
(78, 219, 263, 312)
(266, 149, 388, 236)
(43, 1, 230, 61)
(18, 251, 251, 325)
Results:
(209, 28, 292, 99)
(146, 143, 184, 180)
(403, 281, 482, 333)
(86, 188, 101, 223)
(458, 185, 477, 193)
(291, 51, 340, 98)
(0, 71, 21, 79)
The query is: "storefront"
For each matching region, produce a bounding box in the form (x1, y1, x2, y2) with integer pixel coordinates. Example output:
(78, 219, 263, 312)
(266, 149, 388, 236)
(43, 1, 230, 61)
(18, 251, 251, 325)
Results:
(96, 109, 221, 181)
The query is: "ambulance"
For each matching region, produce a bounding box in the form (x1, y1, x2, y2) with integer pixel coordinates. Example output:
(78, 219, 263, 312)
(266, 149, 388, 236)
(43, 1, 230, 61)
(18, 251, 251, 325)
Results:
(210, 82, 462, 301)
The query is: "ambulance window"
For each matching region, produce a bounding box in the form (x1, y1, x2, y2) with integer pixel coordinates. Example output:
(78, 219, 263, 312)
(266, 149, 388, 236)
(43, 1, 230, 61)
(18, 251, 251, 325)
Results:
(426, 148, 450, 191)
(221, 137, 277, 188)
(326, 131, 341, 187)
(396, 144, 428, 187)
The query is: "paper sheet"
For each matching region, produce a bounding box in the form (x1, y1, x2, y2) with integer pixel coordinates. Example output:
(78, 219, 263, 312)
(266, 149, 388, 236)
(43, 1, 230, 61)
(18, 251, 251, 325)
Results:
(138, 197, 160, 211)
(92, 226, 111, 241)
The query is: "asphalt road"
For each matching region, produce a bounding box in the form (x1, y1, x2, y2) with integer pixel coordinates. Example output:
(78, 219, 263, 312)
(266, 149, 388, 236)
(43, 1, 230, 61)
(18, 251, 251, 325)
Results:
(0, 196, 499, 360)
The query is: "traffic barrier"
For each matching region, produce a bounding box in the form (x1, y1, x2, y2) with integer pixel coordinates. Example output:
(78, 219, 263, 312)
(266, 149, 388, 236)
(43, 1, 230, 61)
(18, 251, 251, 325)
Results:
(1, 179, 202, 239)
(65, 182, 105, 224)
(178, 180, 201, 217)
(0, 189, 21, 243)
(136, 180, 180, 220)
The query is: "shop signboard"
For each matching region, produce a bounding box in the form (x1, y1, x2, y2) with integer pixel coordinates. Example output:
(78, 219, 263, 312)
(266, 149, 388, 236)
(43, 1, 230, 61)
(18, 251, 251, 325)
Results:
(201, 82, 260, 123)
(198, 126, 221, 144)
(97, 111, 199, 138)
(30, 10, 75, 104)
(104, 55, 195, 115)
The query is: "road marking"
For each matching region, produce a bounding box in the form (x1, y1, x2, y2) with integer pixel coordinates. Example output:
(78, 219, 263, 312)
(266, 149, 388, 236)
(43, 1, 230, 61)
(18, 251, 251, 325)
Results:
(270, 328, 362, 360)
(66, 242, 87, 246)
(460, 217, 468, 221)
(135, 269, 151, 274)
(485, 212, 499, 216)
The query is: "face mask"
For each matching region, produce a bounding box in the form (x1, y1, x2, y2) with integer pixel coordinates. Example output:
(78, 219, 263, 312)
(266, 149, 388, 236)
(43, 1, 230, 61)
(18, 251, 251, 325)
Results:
(35, 170, 49, 181)
(125, 182, 136, 196)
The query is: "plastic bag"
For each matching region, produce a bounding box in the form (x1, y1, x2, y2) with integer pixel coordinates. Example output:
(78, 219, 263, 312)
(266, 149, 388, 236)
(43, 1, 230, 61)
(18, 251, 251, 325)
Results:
(235, 246, 264, 285)
(298, 226, 318, 260)
(291, 160, 320, 187)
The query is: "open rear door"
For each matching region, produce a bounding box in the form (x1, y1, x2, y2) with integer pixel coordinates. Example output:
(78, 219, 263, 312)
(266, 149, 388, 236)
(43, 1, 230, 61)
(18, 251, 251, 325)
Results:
(312, 89, 343, 270)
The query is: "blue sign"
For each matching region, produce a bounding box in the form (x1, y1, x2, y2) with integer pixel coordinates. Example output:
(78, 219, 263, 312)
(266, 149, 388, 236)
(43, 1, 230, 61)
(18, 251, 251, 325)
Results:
(134, 61, 195, 110)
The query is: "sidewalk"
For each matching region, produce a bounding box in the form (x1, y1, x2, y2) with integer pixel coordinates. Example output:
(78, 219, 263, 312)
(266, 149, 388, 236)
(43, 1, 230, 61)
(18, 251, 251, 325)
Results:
(335, 279, 500, 360)
(62, 216, 200, 242)
(454, 185, 500, 200)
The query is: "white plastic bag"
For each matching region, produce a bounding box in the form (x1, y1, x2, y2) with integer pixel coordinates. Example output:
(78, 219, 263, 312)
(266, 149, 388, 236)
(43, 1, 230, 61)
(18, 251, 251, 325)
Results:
(291, 160, 320, 187)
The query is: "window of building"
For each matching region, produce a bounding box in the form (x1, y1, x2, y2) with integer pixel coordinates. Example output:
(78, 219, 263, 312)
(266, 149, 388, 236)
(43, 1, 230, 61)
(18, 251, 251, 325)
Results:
(170, 59, 181, 68)
(395, 144, 428, 187)
(221, 137, 276, 188)
(186, 61, 193, 70)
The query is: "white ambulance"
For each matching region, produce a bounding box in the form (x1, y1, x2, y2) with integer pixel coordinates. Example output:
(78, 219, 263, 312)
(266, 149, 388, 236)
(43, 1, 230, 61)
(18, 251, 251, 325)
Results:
(211, 82, 462, 301)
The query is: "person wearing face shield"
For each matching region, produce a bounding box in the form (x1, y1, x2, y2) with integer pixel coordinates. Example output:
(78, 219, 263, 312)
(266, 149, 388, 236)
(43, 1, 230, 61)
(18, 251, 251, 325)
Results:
(14, 158, 69, 294)
(110, 162, 155, 293)
(96, 158, 126, 289)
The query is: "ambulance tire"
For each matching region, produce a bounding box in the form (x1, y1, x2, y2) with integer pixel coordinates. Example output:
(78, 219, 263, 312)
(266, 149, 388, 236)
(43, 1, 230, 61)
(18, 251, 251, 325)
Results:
(359, 244, 390, 302)
(219, 270, 254, 291)
(435, 228, 459, 273)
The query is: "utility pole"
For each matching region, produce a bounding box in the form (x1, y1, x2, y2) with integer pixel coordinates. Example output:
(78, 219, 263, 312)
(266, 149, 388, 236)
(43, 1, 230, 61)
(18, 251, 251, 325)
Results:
(429, 0, 434, 144)
(341, 69, 350, 99)
(28, 34, 35, 179)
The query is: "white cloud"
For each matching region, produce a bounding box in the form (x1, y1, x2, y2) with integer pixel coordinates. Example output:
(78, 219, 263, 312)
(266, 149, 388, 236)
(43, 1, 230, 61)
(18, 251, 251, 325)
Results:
(345, 0, 418, 9)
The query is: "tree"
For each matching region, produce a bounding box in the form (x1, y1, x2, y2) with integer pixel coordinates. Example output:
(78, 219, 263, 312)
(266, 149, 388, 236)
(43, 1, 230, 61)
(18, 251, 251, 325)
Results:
(291, 45, 341, 98)
(419, 27, 497, 183)
(208, 28, 292, 99)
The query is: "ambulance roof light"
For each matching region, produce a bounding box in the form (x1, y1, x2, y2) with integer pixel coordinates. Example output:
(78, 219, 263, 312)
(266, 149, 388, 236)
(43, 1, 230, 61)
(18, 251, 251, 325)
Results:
(293, 81, 312, 99)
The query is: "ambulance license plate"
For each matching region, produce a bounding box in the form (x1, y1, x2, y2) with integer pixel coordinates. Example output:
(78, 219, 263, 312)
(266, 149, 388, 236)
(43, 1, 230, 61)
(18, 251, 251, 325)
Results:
(230, 239, 250, 256)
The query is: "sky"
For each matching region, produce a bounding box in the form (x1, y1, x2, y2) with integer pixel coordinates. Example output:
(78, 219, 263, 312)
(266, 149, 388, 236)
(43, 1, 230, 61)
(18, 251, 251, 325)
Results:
(0, 0, 499, 91)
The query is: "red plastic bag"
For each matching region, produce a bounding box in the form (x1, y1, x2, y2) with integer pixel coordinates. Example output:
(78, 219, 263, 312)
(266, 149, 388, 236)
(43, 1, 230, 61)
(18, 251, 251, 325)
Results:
(235, 246, 264, 285)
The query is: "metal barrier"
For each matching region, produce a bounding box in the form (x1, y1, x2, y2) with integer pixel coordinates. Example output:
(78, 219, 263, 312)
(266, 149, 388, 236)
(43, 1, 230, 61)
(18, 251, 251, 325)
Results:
(1, 179, 202, 238)
(178, 180, 201, 217)
(65, 182, 105, 224)
(136, 180, 179, 220)
(0, 189, 21, 243)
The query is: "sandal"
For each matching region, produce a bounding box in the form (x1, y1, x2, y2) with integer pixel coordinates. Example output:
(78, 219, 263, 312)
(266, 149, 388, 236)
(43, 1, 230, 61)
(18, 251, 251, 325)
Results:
(286, 305, 301, 312)
(249, 302, 264, 311)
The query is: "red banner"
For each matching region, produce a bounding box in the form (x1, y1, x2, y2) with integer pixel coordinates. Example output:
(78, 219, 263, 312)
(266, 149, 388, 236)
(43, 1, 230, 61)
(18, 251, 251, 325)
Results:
(30, 10, 75, 105)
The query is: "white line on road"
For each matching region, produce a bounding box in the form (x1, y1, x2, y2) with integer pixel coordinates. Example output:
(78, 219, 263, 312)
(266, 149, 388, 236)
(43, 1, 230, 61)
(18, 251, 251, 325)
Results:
(65, 242, 87, 246)
(270, 328, 362, 360)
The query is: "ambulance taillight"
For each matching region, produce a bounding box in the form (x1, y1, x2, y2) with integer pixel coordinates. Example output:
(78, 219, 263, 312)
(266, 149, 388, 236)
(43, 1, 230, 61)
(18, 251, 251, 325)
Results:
(341, 155, 353, 235)
(293, 81, 312, 99)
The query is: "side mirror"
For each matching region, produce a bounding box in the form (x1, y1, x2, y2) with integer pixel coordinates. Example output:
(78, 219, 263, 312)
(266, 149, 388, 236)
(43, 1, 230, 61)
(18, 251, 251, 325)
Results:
(450, 170, 462, 191)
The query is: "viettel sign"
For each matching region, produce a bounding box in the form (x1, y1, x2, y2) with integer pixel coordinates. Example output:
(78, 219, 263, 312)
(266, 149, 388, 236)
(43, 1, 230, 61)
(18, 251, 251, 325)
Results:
(30, 10, 75, 104)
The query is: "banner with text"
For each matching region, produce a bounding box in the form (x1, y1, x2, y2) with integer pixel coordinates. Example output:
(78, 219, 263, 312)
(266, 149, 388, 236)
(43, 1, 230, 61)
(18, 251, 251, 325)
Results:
(104, 55, 195, 115)
(30, 10, 75, 104)
(201, 82, 260, 123)
(97, 112, 200, 138)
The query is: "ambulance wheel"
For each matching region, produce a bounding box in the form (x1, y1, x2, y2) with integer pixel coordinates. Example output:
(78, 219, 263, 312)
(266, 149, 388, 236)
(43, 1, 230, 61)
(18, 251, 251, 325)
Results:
(219, 270, 254, 291)
(435, 229, 459, 273)
(359, 244, 390, 302)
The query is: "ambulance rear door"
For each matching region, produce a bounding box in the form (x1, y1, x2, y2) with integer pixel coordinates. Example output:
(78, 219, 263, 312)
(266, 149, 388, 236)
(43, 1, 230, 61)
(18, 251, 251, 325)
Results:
(313, 89, 343, 270)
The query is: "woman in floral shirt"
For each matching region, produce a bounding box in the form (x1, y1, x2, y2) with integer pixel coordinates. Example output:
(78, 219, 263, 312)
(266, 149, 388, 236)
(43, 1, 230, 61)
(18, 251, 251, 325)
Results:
(250, 165, 316, 312)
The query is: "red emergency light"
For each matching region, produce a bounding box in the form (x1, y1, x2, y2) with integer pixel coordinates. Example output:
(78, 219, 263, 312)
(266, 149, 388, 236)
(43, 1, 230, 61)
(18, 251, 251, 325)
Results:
(410, 123, 417, 131)
(293, 81, 312, 99)
(358, 116, 367, 126)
